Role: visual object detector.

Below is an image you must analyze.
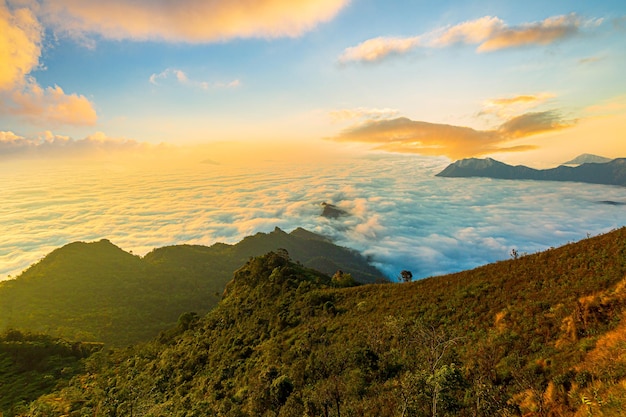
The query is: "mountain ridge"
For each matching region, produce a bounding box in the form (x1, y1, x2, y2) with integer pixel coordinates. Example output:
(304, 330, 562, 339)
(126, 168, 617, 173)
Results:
(436, 157, 626, 186)
(0, 227, 384, 347)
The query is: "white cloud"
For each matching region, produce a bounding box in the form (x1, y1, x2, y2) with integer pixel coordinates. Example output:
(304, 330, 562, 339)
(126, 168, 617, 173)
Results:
(149, 68, 241, 91)
(2, 153, 623, 282)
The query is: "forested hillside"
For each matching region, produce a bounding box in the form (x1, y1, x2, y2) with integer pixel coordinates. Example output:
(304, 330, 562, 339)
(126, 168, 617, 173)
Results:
(21, 227, 626, 416)
(0, 330, 100, 416)
(0, 228, 383, 347)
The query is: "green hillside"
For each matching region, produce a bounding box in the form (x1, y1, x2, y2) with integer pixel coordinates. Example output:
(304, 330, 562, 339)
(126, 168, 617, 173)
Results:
(23, 227, 626, 416)
(0, 330, 100, 416)
(0, 228, 384, 347)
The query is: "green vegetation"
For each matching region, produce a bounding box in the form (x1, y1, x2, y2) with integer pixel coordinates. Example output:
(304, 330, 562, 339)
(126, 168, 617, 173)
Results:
(16, 227, 626, 416)
(0, 228, 383, 347)
(0, 330, 101, 416)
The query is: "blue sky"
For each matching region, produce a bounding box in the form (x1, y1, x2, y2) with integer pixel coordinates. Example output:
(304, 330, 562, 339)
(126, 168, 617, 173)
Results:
(1, 0, 626, 165)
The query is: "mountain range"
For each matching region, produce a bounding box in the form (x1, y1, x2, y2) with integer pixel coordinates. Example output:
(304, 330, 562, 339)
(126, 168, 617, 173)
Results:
(0, 227, 383, 347)
(436, 156, 626, 187)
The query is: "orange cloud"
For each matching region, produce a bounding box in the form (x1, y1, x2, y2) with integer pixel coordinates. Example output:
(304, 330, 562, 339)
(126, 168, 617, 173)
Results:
(477, 14, 581, 52)
(480, 93, 555, 120)
(0, 130, 155, 159)
(4, 82, 97, 126)
(41, 0, 349, 43)
(487, 95, 552, 107)
(339, 36, 421, 63)
(340, 13, 594, 63)
(0, 1, 97, 126)
(431, 16, 503, 47)
(0, 0, 42, 91)
(329, 107, 400, 122)
(498, 111, 575, 138)
(328, 111, 574, 159)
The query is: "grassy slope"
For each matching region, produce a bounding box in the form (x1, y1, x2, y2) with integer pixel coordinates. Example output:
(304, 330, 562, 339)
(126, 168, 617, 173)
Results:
(25, 227, 626, 416)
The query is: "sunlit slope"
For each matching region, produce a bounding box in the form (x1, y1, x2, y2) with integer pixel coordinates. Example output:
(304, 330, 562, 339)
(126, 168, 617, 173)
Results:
(28, 227, 626, 416)
(0, 228, 384, 347)
(0, 330, 100, 416)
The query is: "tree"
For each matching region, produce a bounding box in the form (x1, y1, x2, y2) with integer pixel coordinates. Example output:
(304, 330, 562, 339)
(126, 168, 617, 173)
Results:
(389, 317, 465, 416)
(400, 270, 413, 283)
(331, 270, 356, 288)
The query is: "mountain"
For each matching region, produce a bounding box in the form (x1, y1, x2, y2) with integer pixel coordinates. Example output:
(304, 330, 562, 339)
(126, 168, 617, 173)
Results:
(436, 157, 626, 186)
(563, 153, 612, 165)
(0, 228, 384, 347)
(320, 202, 348, 218)
(24, 227, 626, 417)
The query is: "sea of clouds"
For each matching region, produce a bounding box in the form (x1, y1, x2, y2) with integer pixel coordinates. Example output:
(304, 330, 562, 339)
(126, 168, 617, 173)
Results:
(1, 153, 624, 281)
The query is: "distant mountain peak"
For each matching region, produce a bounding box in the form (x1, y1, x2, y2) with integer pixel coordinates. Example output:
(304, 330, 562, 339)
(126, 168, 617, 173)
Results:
(563, 154, 612, 165)
(320, 202, 348, 219)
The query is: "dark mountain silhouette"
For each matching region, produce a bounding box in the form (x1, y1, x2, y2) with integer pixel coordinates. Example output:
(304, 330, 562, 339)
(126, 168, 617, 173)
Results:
(0, 228, 384, 346)
(320, 202, 348, 218)
(436, 157, 626, 186)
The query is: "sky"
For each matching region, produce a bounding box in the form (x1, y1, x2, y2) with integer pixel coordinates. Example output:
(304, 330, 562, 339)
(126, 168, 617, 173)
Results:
(1, 0, 626, 166)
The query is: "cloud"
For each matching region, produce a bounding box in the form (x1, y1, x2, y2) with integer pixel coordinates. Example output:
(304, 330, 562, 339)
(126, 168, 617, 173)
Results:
(39, 0, 349, 43)
(329, 107, 400, 122)
(149, 68, 241, 91)
(340, 13, 595, 63)
(2, 81, 97, 126)
(328, 115, 563, 159)
(330, 117, 499, 158)
(498, 111, 575, 138)
(477, 13, 582, 52)
(2, 153, 623, 282)
(431, 16, 504, 47)
(0, 0, 42, 91)
(339, 36, 422, 63)
(0, 130, 154, 159)
(480, 93, 555, 120)
(485, 94, 553, 108)
(0, 1, 97, 126)
(578, 56, 604, 65)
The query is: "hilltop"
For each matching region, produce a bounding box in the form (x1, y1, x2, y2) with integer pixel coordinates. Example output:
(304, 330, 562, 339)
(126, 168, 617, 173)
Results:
(436, 157, 626, 186)
(563, 154, 613, 165)
(22, 227, 626, 417)
(0, 227, 384, 347)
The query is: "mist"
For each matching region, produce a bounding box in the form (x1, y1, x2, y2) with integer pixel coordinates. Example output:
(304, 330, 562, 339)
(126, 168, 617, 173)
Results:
(1, 152, 623, 281)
